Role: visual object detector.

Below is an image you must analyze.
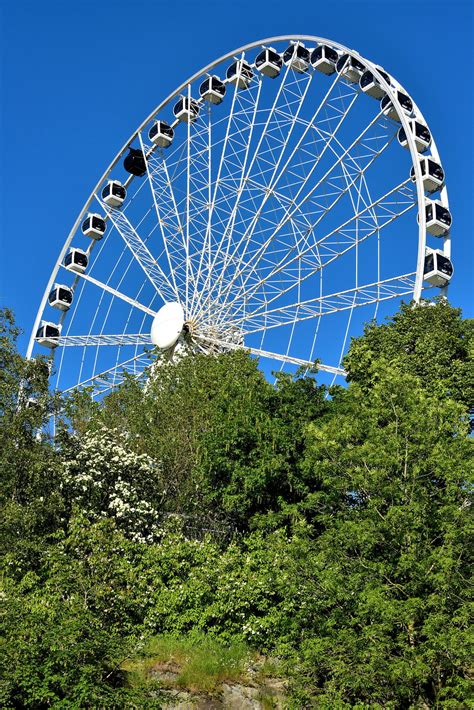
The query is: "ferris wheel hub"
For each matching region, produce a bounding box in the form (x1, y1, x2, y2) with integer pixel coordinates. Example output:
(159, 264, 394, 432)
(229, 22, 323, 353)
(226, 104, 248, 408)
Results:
(151, 302, 185, 350)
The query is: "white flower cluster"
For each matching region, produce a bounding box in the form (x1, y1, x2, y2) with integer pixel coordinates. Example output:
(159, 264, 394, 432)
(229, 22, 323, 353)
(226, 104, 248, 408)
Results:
(62, 425, 162, 542)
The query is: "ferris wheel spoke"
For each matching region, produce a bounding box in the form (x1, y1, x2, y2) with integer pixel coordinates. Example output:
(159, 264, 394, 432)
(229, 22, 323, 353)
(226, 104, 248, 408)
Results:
(211, 80, 361, 301)
(191, 55, 269, 316)
(192, 61, 310, 314)
(231, 272, 417, 334)
(214, 100, 384, 311)
(47, 333, 153, 348)
(187, 53, 251, 314)
(190, 69, 267, 316)
(315, 127, 379, 228)
(246, 346, 345, 376)
(149, 144, 189, 276)
(197, 66, 344, 313)
(108, 278, 160, 387)
(80, 210, 164, 388)
(138, 131, 181, 297)
(60, 266, 156, 317)
(193, 332, 345, 376)
(215, 135, 403, 321)
(96, 197, 177, 304)
(214, 178, 414, 326)
(61, 350, 154, 397)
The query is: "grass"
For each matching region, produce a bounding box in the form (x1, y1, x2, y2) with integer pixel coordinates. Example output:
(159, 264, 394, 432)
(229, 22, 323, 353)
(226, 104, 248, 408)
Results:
(123, 634, 252, 693)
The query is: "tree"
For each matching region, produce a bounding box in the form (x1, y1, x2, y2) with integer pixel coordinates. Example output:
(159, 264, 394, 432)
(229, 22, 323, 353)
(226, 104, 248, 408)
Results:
(288, 366, 473, 707)
(0, 309, 63, 573)
(0, 517, 143, 708)
(93, 351, 328, 530)
(344, 300, 473, 411)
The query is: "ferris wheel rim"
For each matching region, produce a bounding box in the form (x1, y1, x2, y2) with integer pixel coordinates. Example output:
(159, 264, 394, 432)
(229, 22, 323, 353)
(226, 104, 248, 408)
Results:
(27, 35, 450, 388)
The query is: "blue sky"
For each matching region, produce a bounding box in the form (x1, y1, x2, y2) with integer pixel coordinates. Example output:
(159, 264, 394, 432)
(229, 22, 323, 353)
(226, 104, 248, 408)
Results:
(1, 0, 472, 366)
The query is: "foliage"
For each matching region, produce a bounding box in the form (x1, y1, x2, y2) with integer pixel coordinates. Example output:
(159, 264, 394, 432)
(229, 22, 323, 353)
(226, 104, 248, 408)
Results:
(0, 301, 472, 707)
(0, 517, 143, 708)
(0, 309, 63, 574)
(344, 298, 474, 409)
(286, 366, 473, 707)
(93, 350, 328, 530)
(59, 425, 162, 542)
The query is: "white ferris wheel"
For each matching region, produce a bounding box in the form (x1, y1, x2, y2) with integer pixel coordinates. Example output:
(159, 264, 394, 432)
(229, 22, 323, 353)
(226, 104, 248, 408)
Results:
(27, 36, 453, 396)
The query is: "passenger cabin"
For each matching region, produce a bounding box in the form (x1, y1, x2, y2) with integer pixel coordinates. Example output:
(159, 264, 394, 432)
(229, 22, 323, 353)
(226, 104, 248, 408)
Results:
(423, 199, 452, 236)
(173, 96, 200, 122)
(81, 213, 106, 240)
(424, 249, 453, 287)
(381, 90, 413, 122)
(48, 284, 73, 311)
(311, 45, 339, 75)
(283, 42, 310, 73)
(36, 321, 61, 348)
(359, 67, 390, 99)
(199, 76, 226, 104)
(123, 147, 147, 177)
(226, 59, 253, 89)
(64, 248, 88, 274)
(148, 120, 174, 148)
(255, 47, 283, 78)
(410, 157, 445, 193)
(336, 54, 365, 83)
(102, 180, 127, 208)
(398, 120, 431, 153)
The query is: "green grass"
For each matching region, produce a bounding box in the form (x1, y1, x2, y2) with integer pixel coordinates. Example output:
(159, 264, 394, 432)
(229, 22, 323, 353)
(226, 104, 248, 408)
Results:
(123, 634, 252, 693)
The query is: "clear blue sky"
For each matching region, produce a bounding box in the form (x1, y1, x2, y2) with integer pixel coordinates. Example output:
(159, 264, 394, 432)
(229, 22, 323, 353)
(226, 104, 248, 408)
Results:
(1, 0, 472, 357)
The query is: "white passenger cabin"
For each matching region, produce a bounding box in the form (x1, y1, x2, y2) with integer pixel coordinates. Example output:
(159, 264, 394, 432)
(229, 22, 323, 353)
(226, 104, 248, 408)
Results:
(359, 67, 390, 99)
(424, 249, 453, 287)
(173, 96, 200, 123)
(398, 120, 431, 153)
(381, 90, 413, 122)
(64, 248, 88, 274)
(311, 45, 339, 75)
(423, 199, 452, 237)
(81, 213, 106, 240)
(36, 321, 61, 348)
(410, 157, 445, 193)
(199, 76, 226, 104)
(336, 53, 365, 83)
(48, 284, 73, 311)
(283, 41, 310, 73)
(255, 47, 283, 78)
(102, 180, 126, 208)
(226, 59, 253, 89)
(148, 121, 174, 148)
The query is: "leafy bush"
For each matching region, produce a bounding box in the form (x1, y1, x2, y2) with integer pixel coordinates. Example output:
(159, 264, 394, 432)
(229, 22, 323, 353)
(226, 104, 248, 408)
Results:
(60, 425, 162, 542)
(0, 302, 472, 707)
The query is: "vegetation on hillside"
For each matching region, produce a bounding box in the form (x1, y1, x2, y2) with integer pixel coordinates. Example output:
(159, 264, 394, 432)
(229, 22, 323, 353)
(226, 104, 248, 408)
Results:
(0, 301, 472, 708)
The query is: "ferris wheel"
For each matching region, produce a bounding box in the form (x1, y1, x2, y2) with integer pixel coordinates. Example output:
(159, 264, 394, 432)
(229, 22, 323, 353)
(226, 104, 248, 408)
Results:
(27, 36, 453, 397)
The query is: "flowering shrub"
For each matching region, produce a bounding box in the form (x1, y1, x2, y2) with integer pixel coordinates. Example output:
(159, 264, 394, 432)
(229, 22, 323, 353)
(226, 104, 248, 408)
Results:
(61, 426, 162, 542)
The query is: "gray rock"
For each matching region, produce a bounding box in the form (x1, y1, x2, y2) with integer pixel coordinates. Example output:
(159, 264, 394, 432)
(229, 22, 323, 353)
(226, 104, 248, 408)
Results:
(222, 683, 262, 709)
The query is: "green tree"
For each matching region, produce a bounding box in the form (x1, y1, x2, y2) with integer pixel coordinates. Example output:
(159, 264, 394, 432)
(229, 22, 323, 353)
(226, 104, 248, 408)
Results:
(344, 299, 473, 409)
(287, 366, 473, 707)
(95, 351, 328, 530)
(0, 517, 143, 708)
(0, 309, 63, 574)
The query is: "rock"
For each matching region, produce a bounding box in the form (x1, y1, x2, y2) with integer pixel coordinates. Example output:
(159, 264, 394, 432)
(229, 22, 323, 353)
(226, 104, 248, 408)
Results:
(222, 683, 262, 709)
